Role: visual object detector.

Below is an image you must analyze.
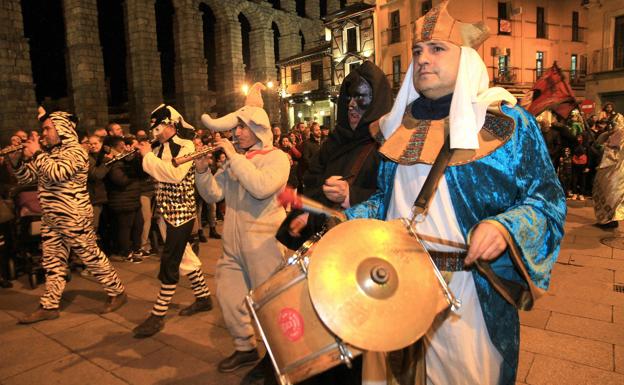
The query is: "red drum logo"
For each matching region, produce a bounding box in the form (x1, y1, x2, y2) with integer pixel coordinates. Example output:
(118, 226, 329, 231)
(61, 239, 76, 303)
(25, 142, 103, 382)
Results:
(278, 308, 304, 342)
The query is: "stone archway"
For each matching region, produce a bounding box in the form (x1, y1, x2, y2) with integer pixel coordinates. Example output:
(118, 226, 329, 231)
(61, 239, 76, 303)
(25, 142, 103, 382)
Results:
(21, 0, 68, 107)
(97, 0, 129, 120)
(155, 0, 176, 104)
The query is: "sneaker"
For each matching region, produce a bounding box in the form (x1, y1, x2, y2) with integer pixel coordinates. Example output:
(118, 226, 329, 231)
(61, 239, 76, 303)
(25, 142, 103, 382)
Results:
(578, 195, 585, 201)
(133, 314, 165, 338)
(179, 296, 213, 316)
(138, 249, 156, 257)
(18, 307, 60, 324)
(100, 292, 127, 314)
(126, 252, 143, 264)
(218, 349, 260, 373)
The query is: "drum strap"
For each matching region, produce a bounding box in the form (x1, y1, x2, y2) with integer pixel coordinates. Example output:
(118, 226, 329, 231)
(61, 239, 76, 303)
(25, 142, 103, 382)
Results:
(387, 137, 454, 385)
(411, 134, 453, 218)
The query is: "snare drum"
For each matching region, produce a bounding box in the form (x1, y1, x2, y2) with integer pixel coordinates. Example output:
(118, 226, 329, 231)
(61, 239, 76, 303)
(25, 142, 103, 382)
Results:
(246, 235, 360, 385)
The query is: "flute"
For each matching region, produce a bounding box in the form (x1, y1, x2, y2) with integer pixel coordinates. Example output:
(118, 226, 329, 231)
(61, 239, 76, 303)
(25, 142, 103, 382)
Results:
(0, 144, 24, 156)
(0, 139, 46, 156)
(171, 140, 238, 167)
(104, 138, 156, 166)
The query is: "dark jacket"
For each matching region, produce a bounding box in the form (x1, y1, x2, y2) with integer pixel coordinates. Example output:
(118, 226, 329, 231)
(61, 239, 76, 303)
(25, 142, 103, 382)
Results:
(87, 151, 110, 205)
(278, 61, 393, 249)
(105, 155, 142, 212)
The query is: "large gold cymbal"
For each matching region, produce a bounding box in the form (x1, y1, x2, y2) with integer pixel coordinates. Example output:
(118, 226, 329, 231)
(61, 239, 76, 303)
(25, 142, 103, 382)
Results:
(307, 218, 447, 352)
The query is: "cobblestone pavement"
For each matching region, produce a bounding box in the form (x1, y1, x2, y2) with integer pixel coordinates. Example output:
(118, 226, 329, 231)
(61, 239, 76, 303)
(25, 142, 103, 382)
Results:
(1, 201, 623, 385)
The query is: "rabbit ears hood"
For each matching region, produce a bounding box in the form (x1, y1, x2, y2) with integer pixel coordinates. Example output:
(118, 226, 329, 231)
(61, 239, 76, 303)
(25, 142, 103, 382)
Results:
(201, 82, 273, 149)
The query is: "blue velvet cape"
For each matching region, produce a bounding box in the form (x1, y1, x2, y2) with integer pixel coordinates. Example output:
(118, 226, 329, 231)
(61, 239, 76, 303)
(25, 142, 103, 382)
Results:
(345, 104, 567, 384)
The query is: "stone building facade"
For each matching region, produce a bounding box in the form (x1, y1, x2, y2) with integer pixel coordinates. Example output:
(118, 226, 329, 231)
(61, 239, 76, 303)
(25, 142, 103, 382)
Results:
(0, 0, 345, 143)
(375, 0, 590, 99)
(584, 0, 624, 112)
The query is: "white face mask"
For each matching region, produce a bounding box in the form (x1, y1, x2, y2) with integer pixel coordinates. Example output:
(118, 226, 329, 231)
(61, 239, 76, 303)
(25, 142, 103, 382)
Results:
(150, 123, 165, 139)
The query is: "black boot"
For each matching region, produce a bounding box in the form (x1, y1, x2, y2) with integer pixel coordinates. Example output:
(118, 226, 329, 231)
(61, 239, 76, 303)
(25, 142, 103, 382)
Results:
(218, 349, 260, 373)
(179, 296, 213, 316)
(198, 229, 208, 243)
(594, 221, 619, 229)
(18, 307, 60, 324)
(209, 226, 221, 239)
(133, 314, 165, 338)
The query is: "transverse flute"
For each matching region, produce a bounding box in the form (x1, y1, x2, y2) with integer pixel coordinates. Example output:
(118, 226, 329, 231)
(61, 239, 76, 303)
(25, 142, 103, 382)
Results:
(104, 138, 157, 166)
(171, 140, 237, 167)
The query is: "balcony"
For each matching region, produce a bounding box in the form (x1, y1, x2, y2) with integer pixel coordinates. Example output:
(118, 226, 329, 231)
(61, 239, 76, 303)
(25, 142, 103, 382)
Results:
(491, 66, 519, 84)
(381, 25, 407, 46)
(284, 75, 334, 97)
(588, 47, 624, 74)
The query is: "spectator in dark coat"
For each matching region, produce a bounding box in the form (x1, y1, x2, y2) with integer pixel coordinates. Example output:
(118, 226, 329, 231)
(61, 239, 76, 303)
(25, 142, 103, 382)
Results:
(540, 120, 562, 169)
(87, 135, 111, 231)
(106, 137, 144, 262)
(298, 122, 322, 189)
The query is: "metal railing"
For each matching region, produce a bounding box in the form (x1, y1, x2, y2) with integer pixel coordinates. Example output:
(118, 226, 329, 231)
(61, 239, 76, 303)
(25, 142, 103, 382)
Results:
(490, 66, 519, 84)
(588, 47, 624, 74)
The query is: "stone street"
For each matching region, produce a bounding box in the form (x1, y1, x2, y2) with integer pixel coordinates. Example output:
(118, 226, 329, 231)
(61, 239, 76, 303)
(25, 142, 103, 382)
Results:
(1, 201, 623, 385)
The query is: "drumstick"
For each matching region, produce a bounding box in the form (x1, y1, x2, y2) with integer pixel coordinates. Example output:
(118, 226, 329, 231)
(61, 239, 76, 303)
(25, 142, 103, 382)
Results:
(278, 187, 346, 220)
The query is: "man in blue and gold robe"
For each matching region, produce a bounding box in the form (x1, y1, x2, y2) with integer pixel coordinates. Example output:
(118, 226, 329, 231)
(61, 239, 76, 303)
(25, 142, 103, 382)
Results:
(345, 2, 566, 384)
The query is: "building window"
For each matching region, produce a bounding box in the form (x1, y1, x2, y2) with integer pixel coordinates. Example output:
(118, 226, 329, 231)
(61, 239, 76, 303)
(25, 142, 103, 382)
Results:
(345, 59, 362, 76)
(571, 54, 578, 79)
(421, 0, 432, 15)
(536, 7, 547, 39)
(345, 26, 359, 53)
(536, 51, 544, 79)
(498, 54, 510, 82)
(311, 61, 323, 81)
(572, 11, 580, 42)
(390, 10, 400, 44)
(392, 55, 401, 88)
(498, 2, 511, 35)
(615, 15, 624, 69)
(291, 66, 302, 84)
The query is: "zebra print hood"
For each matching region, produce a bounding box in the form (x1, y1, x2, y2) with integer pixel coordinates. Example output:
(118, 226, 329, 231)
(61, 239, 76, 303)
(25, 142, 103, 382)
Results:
(48, 111, 80, 148)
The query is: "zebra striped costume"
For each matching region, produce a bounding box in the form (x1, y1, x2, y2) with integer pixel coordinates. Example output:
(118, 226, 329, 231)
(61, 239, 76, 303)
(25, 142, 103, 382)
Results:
(14, 111, 125, 310)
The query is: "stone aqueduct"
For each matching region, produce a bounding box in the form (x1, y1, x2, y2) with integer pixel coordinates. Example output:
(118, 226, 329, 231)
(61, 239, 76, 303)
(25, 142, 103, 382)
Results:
(0, 0, 342, 140)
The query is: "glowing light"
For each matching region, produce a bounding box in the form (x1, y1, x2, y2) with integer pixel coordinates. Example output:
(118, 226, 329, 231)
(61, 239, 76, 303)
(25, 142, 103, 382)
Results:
(320, 111, 325, 116)
(267, 81, 274, 89)
(297, 112, 303, 118)
(306, 100, 312, 106)
(241, 84, 249, 95)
